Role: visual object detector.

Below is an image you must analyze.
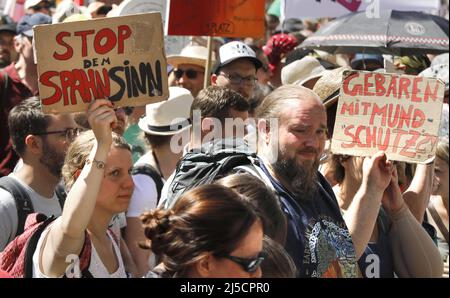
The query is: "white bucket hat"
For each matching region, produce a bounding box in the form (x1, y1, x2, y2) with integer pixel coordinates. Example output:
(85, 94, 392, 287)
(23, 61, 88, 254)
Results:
(167, 45, 215, 69)
(281, 56, 327, 86)
(138, 87, 194, 136)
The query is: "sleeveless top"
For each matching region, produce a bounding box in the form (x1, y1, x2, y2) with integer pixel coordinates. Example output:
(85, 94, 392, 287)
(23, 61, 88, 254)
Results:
(32, 218, 127, 278)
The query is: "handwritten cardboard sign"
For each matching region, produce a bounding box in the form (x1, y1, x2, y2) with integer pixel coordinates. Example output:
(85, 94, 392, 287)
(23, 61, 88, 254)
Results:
(166, 0, 265, 38)
(331, 70, 445, 163)
(33, 12, 169, 114)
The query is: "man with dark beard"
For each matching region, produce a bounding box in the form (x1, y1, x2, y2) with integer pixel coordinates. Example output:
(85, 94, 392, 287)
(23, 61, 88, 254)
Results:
(0, 97, 79, 250)
(253, 85, 396, 277)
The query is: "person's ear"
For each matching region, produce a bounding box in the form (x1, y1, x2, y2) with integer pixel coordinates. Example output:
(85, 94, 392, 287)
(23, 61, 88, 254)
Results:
(257, 118, 270, 145)
(210, 74, 218, 86)
(24, 134, 42, 155)
(201, 117, 215, 134)
(194, 253, 213, 278)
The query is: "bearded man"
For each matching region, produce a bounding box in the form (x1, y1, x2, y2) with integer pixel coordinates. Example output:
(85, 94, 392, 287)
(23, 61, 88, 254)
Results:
(0, 97, 79, 250)
(253, 85, 396, 277)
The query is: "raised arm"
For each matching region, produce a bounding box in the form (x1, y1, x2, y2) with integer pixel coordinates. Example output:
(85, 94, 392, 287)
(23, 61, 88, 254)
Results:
(403, 161, 435, 223)
(40, 100, 117, 277)
(343, 152, 394, 260)
(382, 166, 443, 277)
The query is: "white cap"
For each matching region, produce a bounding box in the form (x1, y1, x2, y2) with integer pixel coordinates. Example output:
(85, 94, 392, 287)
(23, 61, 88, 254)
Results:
(216, 41, 262, 72)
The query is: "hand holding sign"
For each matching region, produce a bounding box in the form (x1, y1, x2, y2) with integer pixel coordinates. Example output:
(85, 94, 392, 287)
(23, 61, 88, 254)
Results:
(87, 99, 117, 149)
(381, 166, 405, 215)
(362, 151, 395, 196)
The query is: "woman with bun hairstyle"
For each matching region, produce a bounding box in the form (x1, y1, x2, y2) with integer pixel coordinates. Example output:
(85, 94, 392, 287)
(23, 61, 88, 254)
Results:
(141, 184, 265, 278)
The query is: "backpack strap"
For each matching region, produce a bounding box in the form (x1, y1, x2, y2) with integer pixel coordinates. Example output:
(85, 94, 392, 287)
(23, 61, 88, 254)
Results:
(23, 214, 55, 278)
(132, 164, 164, 204)
(0, 177, 34, 237)
(54, 183, 66, 210)
(233, 158, 277, 193)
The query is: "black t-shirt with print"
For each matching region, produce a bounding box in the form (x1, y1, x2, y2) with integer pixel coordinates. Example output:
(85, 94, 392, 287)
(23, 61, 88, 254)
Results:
(258, 159, 358, 278)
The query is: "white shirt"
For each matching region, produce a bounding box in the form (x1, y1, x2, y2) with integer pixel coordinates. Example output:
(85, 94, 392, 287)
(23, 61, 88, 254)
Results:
(32, 218, 127, 278)
(0, 174, 62, 251)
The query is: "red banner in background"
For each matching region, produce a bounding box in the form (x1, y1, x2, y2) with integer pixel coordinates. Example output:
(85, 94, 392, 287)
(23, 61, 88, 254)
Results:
(167, 0, 265, 38)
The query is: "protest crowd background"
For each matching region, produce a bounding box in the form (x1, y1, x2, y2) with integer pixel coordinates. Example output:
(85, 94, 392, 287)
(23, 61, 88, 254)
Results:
(0, 0, 448, 279)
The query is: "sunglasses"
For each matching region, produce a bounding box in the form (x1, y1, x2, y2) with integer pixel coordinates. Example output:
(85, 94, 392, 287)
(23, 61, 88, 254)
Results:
(174, 68, 203, 80)
(223, 252, 266, 273)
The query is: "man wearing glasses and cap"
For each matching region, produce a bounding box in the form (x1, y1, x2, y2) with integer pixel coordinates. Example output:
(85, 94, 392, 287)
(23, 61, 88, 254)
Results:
(167, 45, 215, 97)
(0, 13, 51, 178)
(0, 97, 80, 250)
(211, 41, 262, 100)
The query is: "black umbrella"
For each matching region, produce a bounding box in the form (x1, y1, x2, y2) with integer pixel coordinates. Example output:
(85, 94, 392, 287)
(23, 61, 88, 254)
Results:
(300, 10, 449, 56)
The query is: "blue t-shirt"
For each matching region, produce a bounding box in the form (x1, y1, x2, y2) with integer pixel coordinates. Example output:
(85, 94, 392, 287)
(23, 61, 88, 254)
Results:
(258, 160, 358, 278)
(358, 210, 395, 278)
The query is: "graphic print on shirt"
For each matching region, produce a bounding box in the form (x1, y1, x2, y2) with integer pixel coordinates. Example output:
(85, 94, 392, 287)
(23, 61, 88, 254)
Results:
(303, 215, 357, 278)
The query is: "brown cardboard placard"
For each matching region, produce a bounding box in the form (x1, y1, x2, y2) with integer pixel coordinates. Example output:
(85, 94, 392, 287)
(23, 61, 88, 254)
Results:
(331, 70, 445, 163)
(33, 12, 168, 114)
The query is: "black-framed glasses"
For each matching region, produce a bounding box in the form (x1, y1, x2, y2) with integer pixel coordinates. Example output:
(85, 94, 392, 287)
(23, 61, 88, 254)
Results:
(174, 68, 203, 80)
(220, 73, 257, 86)
(33, 127, 82, 142)
(223, 252, 266, 273)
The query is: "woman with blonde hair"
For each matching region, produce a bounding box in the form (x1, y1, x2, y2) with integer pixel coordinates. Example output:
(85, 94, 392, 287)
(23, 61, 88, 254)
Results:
(31, 99, 134, 277)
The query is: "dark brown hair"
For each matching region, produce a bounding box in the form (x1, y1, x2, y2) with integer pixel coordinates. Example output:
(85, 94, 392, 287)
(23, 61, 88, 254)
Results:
(328, 154, 351, 184)
(190, 85, 249, 122)
(8, 97, 52, 156)
(261, 236, 297, 278)
(217, 173, 287, 245)
(140, 184, 261, 277)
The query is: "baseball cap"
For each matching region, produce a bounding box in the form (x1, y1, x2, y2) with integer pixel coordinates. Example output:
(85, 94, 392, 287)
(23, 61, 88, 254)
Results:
(17, 13, 52, 37)
(214, 41, 262, 74)
(351, 53, 384, 70)
(0, 15, 16, 34)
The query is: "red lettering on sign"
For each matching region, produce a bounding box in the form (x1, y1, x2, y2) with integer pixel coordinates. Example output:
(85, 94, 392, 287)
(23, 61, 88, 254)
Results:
(74, 30, 95, 57)
(40, 71, 62, 105)
(398, 77, 411, 99)
(342, 72, 361, 96)
(53, 32, 73, 60)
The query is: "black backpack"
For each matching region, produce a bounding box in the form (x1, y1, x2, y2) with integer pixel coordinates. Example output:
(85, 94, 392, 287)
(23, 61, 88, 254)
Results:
(164, 138, 263, 209)
(0, 177, 66, 237)
(131, 164, 164, 205)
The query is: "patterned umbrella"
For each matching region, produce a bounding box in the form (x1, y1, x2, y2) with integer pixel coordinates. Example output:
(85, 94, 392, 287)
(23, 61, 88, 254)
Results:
(300, 10, 449, 55)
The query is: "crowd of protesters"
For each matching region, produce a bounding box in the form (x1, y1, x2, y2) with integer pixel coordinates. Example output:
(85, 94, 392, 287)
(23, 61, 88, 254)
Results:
(0, 0, 448, 278)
